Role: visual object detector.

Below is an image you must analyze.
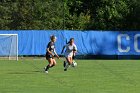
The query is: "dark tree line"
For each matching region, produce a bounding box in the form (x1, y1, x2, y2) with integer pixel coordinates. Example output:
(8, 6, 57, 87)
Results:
(0, 0, 140, 31)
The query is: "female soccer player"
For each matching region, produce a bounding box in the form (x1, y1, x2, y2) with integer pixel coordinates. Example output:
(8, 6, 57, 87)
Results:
(61, 38, 77, 71)
(44, 35, 59, 73)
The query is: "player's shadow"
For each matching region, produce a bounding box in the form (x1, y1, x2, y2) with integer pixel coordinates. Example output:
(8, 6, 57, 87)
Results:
(7, 70, 43, 74)
(31, 70, 44, 73)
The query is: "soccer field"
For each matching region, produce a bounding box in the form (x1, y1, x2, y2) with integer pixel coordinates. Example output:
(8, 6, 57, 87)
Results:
(0, 59, 140, 93)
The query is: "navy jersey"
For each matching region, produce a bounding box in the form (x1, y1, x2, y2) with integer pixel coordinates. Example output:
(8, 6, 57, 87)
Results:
(46, 41, 55, 55)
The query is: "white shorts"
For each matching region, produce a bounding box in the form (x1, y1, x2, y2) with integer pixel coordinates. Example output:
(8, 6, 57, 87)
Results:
(64, 52, 73, 58)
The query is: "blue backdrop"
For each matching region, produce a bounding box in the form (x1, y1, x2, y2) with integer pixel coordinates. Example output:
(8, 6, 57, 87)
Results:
(0, 30, 140, 55)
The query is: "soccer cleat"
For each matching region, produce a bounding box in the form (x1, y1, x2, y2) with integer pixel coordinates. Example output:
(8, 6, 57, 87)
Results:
(64, 69, 67, 71)
(45, 71, 48, 73)
(44, 67, 46, 70)
(44, 67, 47, 71)
(44, 67, 48, 73)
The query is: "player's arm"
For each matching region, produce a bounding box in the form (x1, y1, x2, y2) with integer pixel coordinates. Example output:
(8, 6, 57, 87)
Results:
(73, 45, 77, 53)
(54, 49, 59, 59)
(46, 48, 54, 57)
(72, 45, 77, 59)
(46, 42, 54, 56)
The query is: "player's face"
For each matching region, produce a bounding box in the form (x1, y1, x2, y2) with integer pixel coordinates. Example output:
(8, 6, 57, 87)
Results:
(70, 39, 74, 45)
(52, 38, 56, 42)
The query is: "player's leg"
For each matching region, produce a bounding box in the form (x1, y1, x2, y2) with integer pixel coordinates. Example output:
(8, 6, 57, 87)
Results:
(51, 59, 57, 68)
(64, 57, 72, 71)
(63, 60, 66, 67)
(72, 52, 75, 59)
(63, 53, 68, 68)
(45, 58, 54, 73)
(69, 57, 73, 65)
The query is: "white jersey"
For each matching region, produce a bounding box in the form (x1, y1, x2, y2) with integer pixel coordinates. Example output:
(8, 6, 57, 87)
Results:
(64, 44, 77, 57)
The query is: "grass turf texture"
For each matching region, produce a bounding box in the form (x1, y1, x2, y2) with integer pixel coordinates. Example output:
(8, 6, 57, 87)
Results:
(0, 59, 140, 93)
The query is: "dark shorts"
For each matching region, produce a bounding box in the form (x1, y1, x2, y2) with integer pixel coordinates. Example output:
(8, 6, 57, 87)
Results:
(46, 52, 53, 59)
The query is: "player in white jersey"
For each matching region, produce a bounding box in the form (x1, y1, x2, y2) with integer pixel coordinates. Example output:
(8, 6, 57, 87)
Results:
(61, 38, 77, 71)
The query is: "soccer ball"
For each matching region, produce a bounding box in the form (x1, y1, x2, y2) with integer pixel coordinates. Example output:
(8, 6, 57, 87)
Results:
(72, 61, 77, 67)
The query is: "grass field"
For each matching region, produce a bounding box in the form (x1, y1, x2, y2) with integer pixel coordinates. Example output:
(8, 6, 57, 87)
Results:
(0, 59, 140, 93)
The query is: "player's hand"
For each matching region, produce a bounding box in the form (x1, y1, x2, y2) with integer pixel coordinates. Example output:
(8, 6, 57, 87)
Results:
(56, 55, 60, 59)
(51, 54, 54, 57)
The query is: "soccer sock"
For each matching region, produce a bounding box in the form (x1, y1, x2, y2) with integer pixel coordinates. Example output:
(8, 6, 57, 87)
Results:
(50, 64, 55, 68)
(71, 62, 73, 67)
(63, 61, 66, 67)
(45, 65, 51, 71)
(64, 62, 70, 69)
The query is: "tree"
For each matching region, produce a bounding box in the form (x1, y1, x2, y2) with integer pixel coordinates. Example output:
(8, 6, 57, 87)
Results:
(0, 0, 65, 30)
(66, 0, 140, 30)
(0, 0, 139, 30)
(64, 0, 90, 30)
(82, 0, 130, 30)
(124, 0, 140, 30)
(0, 0, 13, 29)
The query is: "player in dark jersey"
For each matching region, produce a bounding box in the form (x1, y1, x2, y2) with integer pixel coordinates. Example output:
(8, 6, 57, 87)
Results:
(44, 35, 59, 73)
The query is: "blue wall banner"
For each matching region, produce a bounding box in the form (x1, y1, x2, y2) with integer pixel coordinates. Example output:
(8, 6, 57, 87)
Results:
(0, 30, 140, 55)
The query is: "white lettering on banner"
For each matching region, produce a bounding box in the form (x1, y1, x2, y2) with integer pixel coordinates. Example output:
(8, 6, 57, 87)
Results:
(118, 34, 130, 52)
(118, 34, 140, 53)
(134, 34, 140, 52)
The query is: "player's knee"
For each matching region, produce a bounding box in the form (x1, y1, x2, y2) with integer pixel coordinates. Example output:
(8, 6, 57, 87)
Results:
(68, 61, 72, 65)
(49, 62, 54, 66)
(67, 60, 71, 63)
(53, 62, 56, 66)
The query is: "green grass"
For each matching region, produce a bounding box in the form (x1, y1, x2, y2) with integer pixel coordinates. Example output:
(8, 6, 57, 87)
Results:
(0, 59, 140, 93)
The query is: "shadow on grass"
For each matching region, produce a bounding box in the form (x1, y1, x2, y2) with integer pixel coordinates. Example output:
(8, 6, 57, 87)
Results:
(7, 70, 44, 75)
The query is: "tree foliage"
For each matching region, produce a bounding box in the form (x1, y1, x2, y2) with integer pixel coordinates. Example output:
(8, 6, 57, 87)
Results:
(0, 0, 139, 30)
